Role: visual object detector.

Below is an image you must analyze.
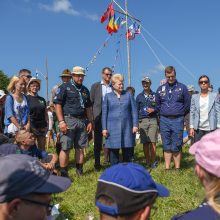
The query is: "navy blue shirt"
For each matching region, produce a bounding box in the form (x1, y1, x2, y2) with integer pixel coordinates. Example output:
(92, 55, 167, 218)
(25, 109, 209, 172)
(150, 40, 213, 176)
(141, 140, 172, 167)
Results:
(136, 90, 157, 119)
(0, 143, 48, 159)
(156, 81, 190, 116)
(53, 81, 92, 116)
(171, 202, 220, 220)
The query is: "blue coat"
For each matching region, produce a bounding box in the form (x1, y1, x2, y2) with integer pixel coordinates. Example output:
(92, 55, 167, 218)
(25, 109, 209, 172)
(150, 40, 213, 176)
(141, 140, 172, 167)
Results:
(102, 91, 138, 149)
(190, 92, 220, 130)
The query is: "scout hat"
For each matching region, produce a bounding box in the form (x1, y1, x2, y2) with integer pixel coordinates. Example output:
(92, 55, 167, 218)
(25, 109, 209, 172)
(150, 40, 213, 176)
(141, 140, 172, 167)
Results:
(59, 69, 72, 77)
(71, 66, 86, 76)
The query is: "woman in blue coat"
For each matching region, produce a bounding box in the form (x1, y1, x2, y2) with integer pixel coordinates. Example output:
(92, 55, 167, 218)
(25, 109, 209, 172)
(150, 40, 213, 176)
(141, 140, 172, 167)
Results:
(102, 74, 138, 165)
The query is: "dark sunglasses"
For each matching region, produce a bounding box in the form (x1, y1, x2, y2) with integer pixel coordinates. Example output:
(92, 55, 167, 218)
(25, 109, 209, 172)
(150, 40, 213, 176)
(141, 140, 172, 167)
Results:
(20, 197, 53, 214)
(199, 80, 209, 84)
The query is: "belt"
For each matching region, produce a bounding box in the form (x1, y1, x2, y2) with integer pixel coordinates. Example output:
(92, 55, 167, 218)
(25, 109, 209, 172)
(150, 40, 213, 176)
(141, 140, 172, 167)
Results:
(162, 115, 182, 119)
(64, 114, 85, 119)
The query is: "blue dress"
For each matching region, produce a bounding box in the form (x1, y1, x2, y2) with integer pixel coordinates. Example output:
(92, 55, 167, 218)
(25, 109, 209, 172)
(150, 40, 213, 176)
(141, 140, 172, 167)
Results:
(102, 91, 138, 149)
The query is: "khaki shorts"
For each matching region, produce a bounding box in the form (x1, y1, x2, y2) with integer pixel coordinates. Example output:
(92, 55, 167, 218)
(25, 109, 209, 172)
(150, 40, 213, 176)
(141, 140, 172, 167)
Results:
(60, 116, 88, 150)
(139, 118, 158, 143)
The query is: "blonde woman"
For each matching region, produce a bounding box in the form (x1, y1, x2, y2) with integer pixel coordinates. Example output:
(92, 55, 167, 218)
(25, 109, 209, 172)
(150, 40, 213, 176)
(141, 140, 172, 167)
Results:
(102, 74, 138, 165)
(172, 129, 220, 220)
(4, 76, 29, 136)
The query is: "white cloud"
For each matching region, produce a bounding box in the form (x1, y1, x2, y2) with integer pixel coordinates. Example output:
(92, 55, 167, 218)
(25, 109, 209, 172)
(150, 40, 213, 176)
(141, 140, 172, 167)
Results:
(149, 64, 165, 74)
(39, 0, 98, 21)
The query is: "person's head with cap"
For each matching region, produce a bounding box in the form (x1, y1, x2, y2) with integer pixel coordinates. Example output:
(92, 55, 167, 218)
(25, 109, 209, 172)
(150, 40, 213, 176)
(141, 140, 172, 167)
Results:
(18, 69, 32, 84)
(0, 90, 6, 105)
(71, 66, 86, 85)
(187, 85, 195, 95)
(142, 76, 152, 93)
(96, 163, 169, 220)
(189, 129, 220, 215)
(27, 77, 41, 96)
(59, 69, 72, 83)
(0, 154, 71, 220)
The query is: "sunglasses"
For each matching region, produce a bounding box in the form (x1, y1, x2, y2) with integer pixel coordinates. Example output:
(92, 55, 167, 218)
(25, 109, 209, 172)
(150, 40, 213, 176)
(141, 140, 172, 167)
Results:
(199, 80, 209, 84)
(20, 197, 54, 214)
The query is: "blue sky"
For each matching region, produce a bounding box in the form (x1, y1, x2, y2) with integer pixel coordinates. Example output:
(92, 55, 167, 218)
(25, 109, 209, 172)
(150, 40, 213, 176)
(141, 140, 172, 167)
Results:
(1, 0, 220, 99)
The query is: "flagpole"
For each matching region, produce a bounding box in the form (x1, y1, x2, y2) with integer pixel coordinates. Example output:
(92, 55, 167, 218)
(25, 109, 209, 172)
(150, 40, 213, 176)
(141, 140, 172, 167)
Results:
(45, 57, 49, 103)
(125, 0, 131, 86)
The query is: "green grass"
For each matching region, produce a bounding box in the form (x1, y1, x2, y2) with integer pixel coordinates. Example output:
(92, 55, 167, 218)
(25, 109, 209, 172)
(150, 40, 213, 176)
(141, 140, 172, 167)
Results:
(52, 144, 203, 220)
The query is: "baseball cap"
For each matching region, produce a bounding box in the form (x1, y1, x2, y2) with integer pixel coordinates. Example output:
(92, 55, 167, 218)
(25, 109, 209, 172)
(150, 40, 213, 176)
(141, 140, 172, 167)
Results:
(142, 76, 151, 83)
(189, 129, 220, 177)
(0, 154, 71, 202)
(95, 163, 169, 216)
(187, 85, 195, 92)
(71, 66, 86, 76)
(0, 90, 6, 99)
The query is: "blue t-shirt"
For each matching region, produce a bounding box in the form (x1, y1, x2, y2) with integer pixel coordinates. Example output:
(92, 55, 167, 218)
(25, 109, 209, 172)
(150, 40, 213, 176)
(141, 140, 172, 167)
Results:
(0, 143, 48, 159)
(171, 202, 220, 220)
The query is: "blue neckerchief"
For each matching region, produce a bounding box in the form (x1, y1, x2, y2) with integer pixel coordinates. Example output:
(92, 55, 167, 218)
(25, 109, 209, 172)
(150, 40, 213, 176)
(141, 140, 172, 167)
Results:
(72, 81, 85, 108)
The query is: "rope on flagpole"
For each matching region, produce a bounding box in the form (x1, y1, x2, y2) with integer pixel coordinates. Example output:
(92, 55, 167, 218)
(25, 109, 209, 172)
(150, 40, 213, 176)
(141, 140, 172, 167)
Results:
(85, 35, 112, 71)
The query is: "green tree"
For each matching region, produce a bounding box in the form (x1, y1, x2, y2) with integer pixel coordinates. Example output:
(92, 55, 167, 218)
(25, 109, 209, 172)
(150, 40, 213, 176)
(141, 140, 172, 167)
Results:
(0, 70, 10, 92)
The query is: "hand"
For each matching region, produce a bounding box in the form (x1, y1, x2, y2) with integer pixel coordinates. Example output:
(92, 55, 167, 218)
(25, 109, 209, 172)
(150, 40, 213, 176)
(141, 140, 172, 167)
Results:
(189, 128, 195, 137)
(44, 162, 55, 171)
(86, 122, 93, 133)
(133, 127, 138, 133)
(146, 108, 155, 114)
(102, 129, 108, 138)
(59, 122, 68, 134)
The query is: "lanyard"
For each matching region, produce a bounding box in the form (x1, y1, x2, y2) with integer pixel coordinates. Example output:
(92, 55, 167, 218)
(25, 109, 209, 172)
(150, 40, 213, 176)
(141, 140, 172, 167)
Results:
(72, 82, 85, 108)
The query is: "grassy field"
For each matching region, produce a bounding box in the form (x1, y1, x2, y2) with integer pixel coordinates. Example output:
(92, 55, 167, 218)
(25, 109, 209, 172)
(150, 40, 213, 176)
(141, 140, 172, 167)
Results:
(53, 144, 204, 220)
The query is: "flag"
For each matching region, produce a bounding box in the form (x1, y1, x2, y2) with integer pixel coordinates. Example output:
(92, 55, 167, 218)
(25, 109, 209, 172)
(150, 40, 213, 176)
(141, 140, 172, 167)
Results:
(126, 30, 135, 40)
(106, 15, 121, 34)
(126, 22, 141, 40)
(100, 3, 114, 23)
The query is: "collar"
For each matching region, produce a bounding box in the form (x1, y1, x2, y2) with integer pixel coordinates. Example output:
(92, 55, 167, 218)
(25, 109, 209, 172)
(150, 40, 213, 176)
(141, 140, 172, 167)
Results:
(101, 80, 111, 86)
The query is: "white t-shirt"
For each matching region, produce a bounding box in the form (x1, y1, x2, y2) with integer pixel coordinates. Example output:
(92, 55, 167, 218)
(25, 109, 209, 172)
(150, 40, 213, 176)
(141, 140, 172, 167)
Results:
(199, 95, 210, 130)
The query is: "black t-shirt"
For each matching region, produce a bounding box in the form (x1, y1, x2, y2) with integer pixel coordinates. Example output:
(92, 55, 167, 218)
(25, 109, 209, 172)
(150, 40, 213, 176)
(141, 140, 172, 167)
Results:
(27, 95, 47, 128)
(53, 81, 92, 116)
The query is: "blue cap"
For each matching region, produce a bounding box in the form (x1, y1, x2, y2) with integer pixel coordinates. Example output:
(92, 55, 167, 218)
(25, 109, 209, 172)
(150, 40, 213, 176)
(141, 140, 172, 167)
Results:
(96, 163, 169, 216)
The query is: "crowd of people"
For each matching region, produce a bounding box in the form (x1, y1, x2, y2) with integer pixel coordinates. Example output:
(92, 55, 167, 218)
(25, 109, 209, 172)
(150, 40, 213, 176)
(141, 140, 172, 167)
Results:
(0, 65, 220, 219)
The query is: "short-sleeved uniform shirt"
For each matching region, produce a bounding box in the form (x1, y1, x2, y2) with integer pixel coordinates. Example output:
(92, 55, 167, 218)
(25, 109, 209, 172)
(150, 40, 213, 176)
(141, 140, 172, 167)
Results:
(27, 95, 47, 129)
(53, 81, 92, 116)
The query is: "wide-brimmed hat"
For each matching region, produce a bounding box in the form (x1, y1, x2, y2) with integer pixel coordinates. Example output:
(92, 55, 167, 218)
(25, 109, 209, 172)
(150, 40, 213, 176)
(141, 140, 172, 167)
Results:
(96, 163, 169, 216)
(71, 66, 86, 76)
(189, 129, 220, 177)
(59, 69, 72, 77)
(0, 154, 71, 202)
(0, 90, 6, 99)
(27, 77, 41, 89)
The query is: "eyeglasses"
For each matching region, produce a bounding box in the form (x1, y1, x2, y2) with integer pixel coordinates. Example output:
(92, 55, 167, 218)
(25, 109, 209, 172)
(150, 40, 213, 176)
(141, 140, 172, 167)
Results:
(199, 80, 209, 84)
(104, 73, 112, 76)
(20, 197, 53, 214)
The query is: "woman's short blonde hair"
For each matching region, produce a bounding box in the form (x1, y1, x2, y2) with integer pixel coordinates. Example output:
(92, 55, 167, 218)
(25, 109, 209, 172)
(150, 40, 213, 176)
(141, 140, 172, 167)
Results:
(7, 76, 25, 93)
(111, 74, 124, 84)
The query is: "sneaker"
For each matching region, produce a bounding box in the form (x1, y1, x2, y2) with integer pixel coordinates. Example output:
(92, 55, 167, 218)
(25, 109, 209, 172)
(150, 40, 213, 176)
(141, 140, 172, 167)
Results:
(146, 164, 151, 169)
(94, 164, 101, 172)
(76, 168, 83, 176)
(151, 161, 158, 168)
